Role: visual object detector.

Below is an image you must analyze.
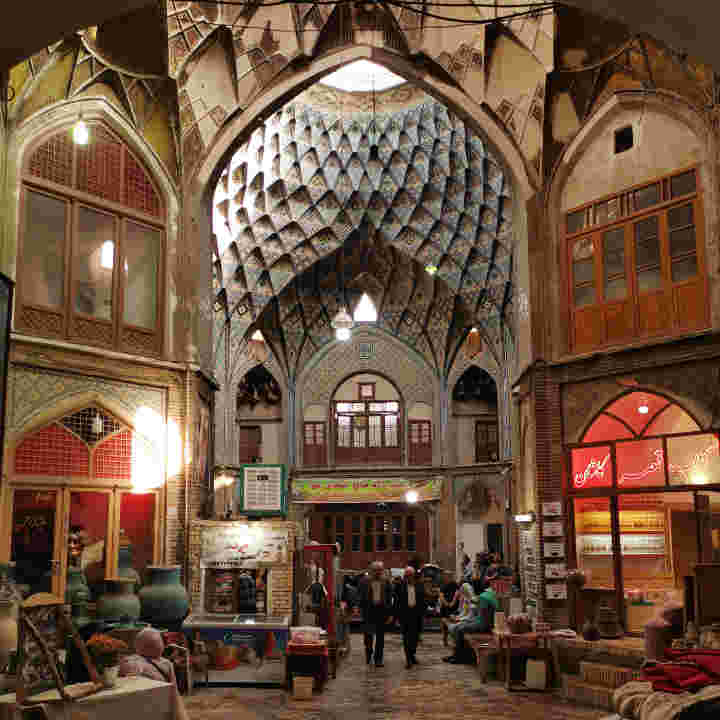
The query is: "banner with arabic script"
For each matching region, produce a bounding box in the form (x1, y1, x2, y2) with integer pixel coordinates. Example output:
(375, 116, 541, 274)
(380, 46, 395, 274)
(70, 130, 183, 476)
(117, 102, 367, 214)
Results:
(291, 476, 442, 503)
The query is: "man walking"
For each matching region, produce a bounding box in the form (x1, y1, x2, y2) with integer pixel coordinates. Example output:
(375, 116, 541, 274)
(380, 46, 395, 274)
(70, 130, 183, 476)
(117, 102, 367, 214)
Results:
(358, 561, 393, 667)
(395, 566, 426, 669)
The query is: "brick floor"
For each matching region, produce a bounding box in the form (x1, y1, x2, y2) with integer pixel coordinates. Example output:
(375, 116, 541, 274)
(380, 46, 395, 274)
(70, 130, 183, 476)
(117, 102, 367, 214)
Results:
(184, 632, 603, 720)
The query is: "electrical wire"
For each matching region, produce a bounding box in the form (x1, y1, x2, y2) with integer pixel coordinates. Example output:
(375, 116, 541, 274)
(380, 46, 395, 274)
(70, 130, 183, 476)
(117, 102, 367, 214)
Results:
(207, 0, 552, 8)
(177, 5, 554, 32)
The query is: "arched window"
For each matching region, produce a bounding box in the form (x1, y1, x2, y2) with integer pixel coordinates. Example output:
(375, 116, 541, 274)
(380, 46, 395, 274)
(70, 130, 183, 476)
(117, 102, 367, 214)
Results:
(452, 366, 498, 462)
(237, 365, 282, 464)
(568, 391, 720, 634)
(10, 407, 161, 599)
(17, 123, 165, 355)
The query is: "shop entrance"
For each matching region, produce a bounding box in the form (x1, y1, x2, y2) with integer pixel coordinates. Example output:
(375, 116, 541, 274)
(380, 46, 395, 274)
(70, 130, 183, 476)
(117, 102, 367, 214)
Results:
(567, 391, 720, 634)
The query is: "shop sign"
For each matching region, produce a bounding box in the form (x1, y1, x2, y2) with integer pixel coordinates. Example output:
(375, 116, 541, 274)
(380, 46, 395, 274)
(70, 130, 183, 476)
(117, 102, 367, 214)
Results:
(543, 521, 563, 537)
(544, 542, 564, 559)
(200, 523, 290, 567)
(545, 583, 567, 600)
(229, 465, 287, 516)
(545, 562, 567, 579)
(291, 475, 442, 503)
(542, 501, 562, 516)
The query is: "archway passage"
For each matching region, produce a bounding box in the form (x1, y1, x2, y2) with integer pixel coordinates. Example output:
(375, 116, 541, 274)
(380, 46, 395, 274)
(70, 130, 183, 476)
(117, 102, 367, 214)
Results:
(568, 391, 720, 634)
(452, 366, 498, 463)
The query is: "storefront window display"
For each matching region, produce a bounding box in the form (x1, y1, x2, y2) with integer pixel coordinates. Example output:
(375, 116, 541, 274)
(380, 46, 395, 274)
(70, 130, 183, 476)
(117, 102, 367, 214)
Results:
(568, 391, 720, 634)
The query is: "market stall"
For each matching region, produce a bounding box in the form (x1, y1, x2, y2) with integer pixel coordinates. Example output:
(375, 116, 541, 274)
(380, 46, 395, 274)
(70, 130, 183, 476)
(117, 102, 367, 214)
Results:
(184, 519, 295, 686)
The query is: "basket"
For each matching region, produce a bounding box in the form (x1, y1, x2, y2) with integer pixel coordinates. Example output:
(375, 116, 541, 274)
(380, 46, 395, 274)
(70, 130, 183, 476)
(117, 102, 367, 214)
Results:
(580, 662, 640, 689)
(292, 675, 314, 699)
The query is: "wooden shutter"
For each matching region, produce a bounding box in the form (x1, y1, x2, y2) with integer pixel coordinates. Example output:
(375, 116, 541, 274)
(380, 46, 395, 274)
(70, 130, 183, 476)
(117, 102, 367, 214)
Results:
(239, 426, 261, 463)
(409, 420, 432, 465)
(303, 422, 326, 467)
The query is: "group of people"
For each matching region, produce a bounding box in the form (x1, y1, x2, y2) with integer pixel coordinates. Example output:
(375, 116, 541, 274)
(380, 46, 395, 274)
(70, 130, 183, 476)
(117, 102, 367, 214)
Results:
(358, 561, 426, 669)
(355, 552, 516, 669)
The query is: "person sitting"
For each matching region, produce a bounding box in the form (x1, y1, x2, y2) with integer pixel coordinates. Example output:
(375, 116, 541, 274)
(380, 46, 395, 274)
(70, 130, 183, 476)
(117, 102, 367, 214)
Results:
(443, 585, 498, 664)
(445, 582, 476, 645)
(471, 553, 491, 594)
(438, 571, 460, 618)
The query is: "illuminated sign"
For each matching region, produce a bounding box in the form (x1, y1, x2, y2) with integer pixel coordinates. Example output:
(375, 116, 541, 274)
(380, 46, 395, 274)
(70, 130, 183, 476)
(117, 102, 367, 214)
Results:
(573, 441, 718, 488)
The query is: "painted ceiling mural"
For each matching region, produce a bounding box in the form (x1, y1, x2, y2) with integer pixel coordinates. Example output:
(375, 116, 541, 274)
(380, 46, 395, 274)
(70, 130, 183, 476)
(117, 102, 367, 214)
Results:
(212, 96, 513, 381)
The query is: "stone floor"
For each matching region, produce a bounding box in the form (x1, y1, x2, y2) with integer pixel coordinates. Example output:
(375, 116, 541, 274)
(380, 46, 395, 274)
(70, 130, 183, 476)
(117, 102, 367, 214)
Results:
(184, 632, 604, 720)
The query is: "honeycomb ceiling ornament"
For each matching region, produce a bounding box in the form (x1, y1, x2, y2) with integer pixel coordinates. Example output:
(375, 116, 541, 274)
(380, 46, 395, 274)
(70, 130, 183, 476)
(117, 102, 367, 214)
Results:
(213, 96, 514, 379)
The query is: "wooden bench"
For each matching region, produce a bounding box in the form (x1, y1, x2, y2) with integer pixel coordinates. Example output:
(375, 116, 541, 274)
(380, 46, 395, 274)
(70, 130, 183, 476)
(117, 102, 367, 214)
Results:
(466, 633, 501, 682)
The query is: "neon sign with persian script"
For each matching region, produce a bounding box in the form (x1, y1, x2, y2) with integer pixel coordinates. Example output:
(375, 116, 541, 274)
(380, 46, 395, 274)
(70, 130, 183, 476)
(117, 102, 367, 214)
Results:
(573, 441, 719, 488)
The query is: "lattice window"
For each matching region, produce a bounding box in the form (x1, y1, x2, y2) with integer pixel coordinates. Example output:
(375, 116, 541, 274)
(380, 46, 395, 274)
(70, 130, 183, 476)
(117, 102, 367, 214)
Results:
(124, 151, 161, 218)
(14, 424, 90, 477)
(60, 407, 121, 445)
(76, 127, 122, 204)
(93, 429, 133, 480)
(28, 133, 73, 187)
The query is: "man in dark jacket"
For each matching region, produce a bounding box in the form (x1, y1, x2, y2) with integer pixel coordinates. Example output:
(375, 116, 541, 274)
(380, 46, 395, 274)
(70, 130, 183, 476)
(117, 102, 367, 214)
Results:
(358, 561, 394, 667)
(394, 566, 426, 668)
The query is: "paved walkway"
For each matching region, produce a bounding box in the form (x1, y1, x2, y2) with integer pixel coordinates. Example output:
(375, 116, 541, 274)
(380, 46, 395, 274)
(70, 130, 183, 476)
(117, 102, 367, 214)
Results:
(184, 631, 603, 720)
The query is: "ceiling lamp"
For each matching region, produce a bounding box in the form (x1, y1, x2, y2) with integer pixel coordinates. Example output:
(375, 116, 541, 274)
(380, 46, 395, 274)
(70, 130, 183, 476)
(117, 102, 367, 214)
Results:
(251, 329, 265, 342)
(331, 306, 354, 342)
(425, 264, 438, 276)
(73, 115, 89, 146)
(637, 399, 649, 414)
(405, 490, 419, 504)
(92, 410, 104, 435)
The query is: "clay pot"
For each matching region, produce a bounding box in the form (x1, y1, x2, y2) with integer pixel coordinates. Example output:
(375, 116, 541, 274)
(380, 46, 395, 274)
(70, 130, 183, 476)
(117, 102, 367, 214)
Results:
(117, 545, 141, 591)
(582, 617, 601, 641)
(138, 566, 189, 628)
(97, 579, 141, 622)
(0, 601, 17, 668)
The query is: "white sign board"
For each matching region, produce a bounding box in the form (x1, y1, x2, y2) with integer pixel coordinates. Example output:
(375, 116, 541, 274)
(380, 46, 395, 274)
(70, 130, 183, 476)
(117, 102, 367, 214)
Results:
(244, 466, 283, 512)
(201, 524, 289, 568)
(544, 542, 565, 559)
(543, 521, 563, 537)
(545, 562, 567, 579)
(546, 583, 568, 600)
(542, 501, 562, 516)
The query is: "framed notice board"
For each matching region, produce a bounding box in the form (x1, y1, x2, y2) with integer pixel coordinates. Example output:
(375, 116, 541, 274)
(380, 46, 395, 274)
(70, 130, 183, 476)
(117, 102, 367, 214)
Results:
(233, 465, 287, 516)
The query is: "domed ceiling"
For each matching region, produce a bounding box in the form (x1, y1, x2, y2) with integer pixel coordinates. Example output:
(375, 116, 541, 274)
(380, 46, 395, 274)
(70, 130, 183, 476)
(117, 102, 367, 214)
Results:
(213, 95, 515, 379)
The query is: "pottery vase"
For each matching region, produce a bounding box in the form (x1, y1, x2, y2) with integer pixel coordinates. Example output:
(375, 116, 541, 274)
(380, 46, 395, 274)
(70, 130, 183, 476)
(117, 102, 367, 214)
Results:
(582, 617, 601, 641)
(97, 579, 141, 622)
(66, 566, 92, 627)
(139, 565, 189, 628)
(117, 545, 141, 591)
(0, 601, 17, 670)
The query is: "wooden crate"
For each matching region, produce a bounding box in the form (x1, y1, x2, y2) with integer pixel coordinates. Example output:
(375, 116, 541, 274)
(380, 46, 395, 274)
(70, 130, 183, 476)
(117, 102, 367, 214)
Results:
(580, 661, 640, 689)
(562, 674, 614, 710)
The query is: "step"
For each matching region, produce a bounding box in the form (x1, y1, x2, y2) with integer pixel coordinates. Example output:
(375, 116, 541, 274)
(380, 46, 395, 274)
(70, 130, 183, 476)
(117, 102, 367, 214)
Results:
(580, 661, 641, 689)
(562, 674, 615, 710)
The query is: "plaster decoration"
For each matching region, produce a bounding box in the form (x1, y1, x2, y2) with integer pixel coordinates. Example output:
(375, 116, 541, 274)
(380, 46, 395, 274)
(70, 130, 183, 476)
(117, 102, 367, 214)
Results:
(6, 367, 166, 457)
(299, 330, 435, 411)
(8, 35, 179, 181)
(213, 98, 515, 379)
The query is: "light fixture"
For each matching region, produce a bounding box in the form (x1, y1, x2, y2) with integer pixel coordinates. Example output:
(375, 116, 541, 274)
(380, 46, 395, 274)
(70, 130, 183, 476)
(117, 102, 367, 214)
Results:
(425, 264, 438, 276)
(73, 115, 89, 146)
(100, 240, 114, 270)
(331, 306, 354, 341)
(470, 326, 479, 334)
(251, 329, 265, 342)
(514, 511, 536, 524)
(638, 403, 649, 415)
(92, 410, 104, 435)
(405, 490, 419, 504)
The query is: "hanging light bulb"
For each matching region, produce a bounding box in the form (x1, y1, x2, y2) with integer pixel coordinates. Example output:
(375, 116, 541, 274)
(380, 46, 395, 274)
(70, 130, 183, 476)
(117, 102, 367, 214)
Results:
(405, 490, 419, 504)
(73, 115, 89, 146)
(331, 306, 354, 341)
(92, 410, 104, 435)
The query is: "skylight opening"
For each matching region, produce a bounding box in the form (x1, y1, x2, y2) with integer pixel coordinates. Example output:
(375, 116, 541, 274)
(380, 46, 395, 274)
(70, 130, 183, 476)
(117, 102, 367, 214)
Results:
(320, 60, 406, 93)
(354, 293, 378, 323)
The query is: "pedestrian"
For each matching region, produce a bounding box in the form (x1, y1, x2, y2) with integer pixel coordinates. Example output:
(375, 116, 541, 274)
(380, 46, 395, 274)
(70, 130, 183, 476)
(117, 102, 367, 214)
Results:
(358, 560, 394, 667)
(395, 566, 426, 668)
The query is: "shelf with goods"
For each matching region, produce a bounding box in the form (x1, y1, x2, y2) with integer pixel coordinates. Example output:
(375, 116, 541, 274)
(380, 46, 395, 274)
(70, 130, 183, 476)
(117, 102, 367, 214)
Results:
(578, 533, 666, 557)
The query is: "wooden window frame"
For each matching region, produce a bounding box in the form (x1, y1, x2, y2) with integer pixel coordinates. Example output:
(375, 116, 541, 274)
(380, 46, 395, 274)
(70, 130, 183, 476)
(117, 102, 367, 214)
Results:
(566, 166, 708, 354)
(333, 399, 402, 465)
(16, 124, 165, 356)
(409, 420, 432, 465)
(475, 419, 499, 462)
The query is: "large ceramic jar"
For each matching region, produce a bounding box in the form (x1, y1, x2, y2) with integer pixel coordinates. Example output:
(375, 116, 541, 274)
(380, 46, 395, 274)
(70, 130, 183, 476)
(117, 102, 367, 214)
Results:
(139, 565, 189, 627)
(0, 601, 17, 668)
(66, 567, 92, 627)
(117, 546, 141, 591)
(97, 579, 141, 622)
